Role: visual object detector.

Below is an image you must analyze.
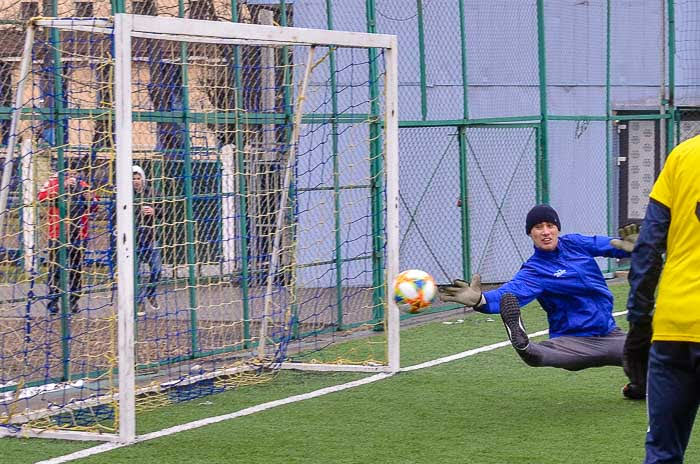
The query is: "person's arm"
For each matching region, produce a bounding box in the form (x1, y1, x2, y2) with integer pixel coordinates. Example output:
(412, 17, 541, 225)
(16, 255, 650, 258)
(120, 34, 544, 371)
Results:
(620, 198, 670, 396)
(38, 177, 58, 202)
(626, 198, 670, 323)
(481, 269, 543, 314)
(573, 233, 631, 259)
(138, 186, 159, 224)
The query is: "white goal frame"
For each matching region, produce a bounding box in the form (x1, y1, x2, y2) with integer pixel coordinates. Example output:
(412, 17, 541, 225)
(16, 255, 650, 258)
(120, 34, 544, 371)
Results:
(1, 14, 399, 444)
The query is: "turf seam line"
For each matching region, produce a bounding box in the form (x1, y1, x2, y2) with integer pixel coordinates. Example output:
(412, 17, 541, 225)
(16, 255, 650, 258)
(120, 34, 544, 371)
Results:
(36, 310, 629, 463)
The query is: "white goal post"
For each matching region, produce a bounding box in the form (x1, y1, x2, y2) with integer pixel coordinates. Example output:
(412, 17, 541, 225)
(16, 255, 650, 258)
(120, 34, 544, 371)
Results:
(0, 14, 399, 444)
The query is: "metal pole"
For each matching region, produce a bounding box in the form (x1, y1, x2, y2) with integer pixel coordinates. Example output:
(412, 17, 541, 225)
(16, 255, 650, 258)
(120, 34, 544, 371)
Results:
(384, 37, 400, 373)
(179, 1, 200, 356)
(536, 0, 549, 204)
(366, 0, 386, 330)
(0, 24, 35, 245)
(459, 0, 469, 121)
(326, 0, 345, 330)
(666, 0, 676, 152)
(659, 0, 667, 163)
(279, 0, 300, 339)
(417, 0, 428, 120)
(458, 127, 471, 280)
(112, 0, 126, 14)
(258, 46, 316, 358)
(21, 139, 35, 273)
(605, 0, 616, 273)
(458, 0, 471, 280)
(50, 15, 71, 376)
(114, 13, 136, 444)
(230, 0, 252, 348)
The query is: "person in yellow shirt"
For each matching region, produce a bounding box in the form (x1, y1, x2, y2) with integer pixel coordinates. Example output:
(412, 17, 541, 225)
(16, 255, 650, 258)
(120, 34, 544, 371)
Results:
(625, 135, 700, 463)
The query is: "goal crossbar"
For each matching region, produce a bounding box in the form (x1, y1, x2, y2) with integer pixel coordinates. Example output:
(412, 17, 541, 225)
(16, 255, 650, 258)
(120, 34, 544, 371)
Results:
(34, 14, 397, 49)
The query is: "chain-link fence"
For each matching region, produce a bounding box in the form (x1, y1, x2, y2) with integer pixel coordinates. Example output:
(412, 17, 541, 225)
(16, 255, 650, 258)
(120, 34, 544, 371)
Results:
(0, 0, 698, 439)
(0, 0, 697, 297)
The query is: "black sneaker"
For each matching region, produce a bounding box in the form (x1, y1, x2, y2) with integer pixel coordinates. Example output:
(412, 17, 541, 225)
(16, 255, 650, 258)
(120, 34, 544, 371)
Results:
(47, 302, 59, 315)
(622, 383, 646, 400)
(500, 293, 529, 350)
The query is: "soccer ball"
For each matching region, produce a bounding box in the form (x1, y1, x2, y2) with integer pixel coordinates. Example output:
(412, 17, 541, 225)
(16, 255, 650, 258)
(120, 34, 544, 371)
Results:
(393, 269, 437, 314)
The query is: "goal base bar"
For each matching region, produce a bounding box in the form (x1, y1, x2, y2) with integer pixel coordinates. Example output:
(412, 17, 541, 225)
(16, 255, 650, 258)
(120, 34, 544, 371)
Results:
(279, 362, 392, 373)
(0, 427, 119, 442)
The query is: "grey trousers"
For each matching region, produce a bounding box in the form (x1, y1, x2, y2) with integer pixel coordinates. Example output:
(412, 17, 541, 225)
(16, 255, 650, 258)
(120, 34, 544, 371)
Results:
(516, 328, 626, 371)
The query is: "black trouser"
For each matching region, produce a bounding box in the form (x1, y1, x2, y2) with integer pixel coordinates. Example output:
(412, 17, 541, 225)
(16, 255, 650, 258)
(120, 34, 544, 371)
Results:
(136, 239, 162, 303)
(47, 239, 83, 311)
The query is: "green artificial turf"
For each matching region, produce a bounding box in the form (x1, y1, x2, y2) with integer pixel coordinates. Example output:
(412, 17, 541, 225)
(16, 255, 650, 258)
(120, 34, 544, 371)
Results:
(2, 282, 699, 464)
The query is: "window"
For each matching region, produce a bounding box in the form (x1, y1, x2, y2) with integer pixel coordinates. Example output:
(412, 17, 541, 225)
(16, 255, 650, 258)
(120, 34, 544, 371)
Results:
(74, 1, 93, 17)
(189, 0, 216, 20)
(20, 1, 39, 19)
(616, 112, 661, 224)
(132, 0, 157, 16)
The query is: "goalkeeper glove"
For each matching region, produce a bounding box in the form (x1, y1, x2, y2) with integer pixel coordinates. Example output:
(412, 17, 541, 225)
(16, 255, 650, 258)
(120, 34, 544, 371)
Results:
(622, 320, 652, 400)
(610, 223, 641, 253)
(438, 274, 485, 308)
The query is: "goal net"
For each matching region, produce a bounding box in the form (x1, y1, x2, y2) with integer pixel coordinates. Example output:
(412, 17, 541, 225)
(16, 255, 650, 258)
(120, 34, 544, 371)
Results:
(0, 14, 398, 442)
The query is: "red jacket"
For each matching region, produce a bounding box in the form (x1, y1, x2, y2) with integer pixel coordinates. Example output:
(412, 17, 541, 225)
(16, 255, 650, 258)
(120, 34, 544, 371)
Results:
(38, 175, 98, 241)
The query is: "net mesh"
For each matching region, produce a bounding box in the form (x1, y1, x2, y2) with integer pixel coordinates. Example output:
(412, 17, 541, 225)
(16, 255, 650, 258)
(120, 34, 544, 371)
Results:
(0, 17, 390, 434)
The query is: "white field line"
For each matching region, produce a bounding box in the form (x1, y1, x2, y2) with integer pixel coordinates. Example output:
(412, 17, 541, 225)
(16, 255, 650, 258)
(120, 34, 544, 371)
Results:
(36, 310, 629, 464)
(35, 373, 394, 464)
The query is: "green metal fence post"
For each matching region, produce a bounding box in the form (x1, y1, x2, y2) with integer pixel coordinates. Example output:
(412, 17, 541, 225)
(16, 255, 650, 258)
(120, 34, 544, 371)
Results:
(458, 0, 471, 280)
(278, 0, 300, 340)
(366, 0, 386, 330)
(535, 124, 543, 204)
(417, 0, 428, 120)
(605, 0, 616, 274)
(536, 0, 549, 205)
(231, 0, 251, 348)
(112, 0, 126, 14)
(262, 0, 299, 341)
(47, 0, 72, 381)
(279, 1, 292, 120)
(458, 0, 469, 121)
(179, 0, 200, 355)
(666, 0, 676, 151)
(278, 0, 291, 108)
(457, 127, 471, 280)
(326, 0, 345, 330)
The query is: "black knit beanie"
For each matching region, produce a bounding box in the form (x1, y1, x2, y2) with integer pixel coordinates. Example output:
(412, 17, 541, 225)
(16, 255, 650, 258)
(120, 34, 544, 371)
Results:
(525, 204, 561, 235)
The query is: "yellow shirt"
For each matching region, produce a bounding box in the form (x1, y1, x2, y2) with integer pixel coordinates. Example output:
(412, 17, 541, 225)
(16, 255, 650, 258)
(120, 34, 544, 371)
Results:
(649, 135, 700, 342)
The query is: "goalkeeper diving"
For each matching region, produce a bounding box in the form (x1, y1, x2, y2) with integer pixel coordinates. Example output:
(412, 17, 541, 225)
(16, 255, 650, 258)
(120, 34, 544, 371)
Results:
(439, 204, 644, 400)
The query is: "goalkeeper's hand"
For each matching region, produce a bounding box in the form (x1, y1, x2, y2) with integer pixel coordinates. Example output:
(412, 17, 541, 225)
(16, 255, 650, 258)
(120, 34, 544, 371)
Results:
(438, 274, 485, 308)
(610, 223, 640, 253)
(622, 320, 652, 399)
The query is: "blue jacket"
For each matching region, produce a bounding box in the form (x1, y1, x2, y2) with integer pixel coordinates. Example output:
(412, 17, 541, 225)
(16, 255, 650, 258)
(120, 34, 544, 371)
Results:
(481, 234, 630, 338)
